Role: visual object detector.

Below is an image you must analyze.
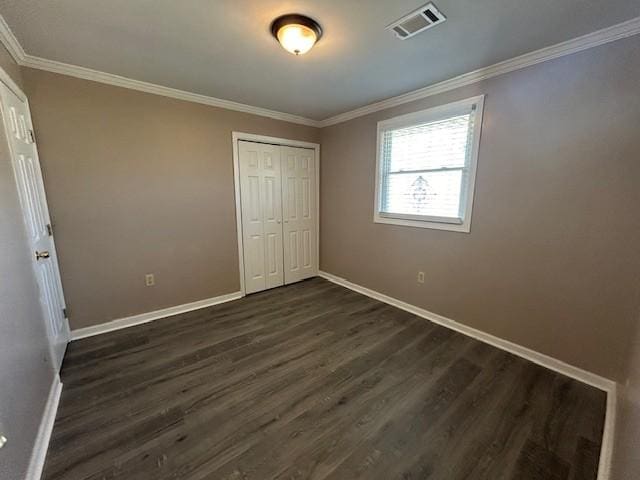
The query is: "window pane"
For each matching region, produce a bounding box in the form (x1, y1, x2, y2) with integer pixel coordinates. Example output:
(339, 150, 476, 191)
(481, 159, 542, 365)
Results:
(382, 170, 463, 218)
(384, 114, 471, 172)
(376, 97, 483, 230)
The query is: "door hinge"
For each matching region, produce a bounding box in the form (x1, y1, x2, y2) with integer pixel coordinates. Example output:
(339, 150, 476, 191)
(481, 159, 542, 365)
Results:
(46, 223, 53, 236)
(29, 129, 36, 143)
(62, 307, 68, 318)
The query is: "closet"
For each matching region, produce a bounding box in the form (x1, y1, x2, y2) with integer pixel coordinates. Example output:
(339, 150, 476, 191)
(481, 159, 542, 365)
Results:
(237, 140, 318, 294)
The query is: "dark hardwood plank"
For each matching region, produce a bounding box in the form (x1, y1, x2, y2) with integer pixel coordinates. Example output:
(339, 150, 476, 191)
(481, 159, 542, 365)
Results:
(512, 439, 571, 480)
(43, 277, 607, 480)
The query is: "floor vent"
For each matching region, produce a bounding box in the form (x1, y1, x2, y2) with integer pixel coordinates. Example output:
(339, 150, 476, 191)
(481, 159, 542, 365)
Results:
(387, 3, 446, 40)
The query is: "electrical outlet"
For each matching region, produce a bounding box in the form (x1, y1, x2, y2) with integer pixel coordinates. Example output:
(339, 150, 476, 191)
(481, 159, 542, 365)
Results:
(145, 273, 155, 287)
(417, 271, 425, 284)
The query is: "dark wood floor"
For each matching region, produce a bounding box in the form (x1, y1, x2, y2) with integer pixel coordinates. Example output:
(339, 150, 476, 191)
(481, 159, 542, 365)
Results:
(44, 277, 607, 480)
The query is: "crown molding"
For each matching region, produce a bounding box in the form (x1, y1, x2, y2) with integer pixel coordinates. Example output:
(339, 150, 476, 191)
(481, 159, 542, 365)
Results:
(318, 15, 640, 127)
(0, 13, 25, 63)
(19, 54, 321, 126)
(1, 13, 639, 128)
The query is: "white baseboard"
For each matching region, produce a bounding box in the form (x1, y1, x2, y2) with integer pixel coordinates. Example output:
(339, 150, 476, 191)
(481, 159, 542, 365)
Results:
(319, 271, 614, 390)
(597, 383, 617, 480)
(25, 374, 62, 480)
(71, 291, 243, 340)
(318, 270, 617, 480)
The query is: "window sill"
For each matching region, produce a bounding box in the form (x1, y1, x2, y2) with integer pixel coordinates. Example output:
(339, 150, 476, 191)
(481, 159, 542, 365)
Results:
(373, 214, 471, 233)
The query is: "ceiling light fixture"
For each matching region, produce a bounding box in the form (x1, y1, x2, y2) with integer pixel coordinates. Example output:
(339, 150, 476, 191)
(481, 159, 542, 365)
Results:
(271, 14, 322, 55)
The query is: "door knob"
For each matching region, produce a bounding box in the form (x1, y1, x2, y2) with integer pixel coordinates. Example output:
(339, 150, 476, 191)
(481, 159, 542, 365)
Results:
(35, 250, 50, 260)
(277, 219, 281, 224)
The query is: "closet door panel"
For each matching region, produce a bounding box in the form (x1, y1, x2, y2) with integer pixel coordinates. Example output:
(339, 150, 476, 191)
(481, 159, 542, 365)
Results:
(238, 141, 284, 293)
(281, 146, 317, 285)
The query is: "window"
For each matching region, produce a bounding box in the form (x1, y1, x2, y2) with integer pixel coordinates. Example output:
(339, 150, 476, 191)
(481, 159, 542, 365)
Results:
(374, 96, 484, 232)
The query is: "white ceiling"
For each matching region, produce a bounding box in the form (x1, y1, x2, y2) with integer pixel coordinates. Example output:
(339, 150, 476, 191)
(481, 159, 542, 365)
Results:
(0, 0, 638, 120)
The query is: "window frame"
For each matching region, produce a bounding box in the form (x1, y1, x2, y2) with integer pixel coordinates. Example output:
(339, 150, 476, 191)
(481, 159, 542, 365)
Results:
(373, 95, 485, 233)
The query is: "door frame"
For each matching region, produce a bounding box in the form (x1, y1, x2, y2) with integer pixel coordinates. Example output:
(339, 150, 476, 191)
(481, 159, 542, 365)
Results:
(232, 132, 320, 296)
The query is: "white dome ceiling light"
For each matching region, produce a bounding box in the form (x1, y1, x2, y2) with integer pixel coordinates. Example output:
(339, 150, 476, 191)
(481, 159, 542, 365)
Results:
(271, 14, 323, 56)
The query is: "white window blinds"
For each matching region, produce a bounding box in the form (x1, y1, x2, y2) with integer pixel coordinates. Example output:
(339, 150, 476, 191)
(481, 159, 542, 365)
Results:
(375, 97, 483, 231)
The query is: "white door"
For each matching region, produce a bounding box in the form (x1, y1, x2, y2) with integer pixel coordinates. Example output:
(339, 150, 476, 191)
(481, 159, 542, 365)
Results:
(0, 81, 70, 371)
(238, 141, 284, 294)
(281, 146, 317, 285)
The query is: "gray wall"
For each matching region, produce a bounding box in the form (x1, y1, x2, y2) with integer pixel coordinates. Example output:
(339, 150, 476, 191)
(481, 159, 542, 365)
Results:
(22, 68, 320, 330)
(0, 45, 55, 480)
(319, 35, 640, 382)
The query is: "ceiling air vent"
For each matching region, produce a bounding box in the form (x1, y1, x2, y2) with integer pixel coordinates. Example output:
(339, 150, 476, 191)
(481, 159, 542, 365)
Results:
(387, 3, 446, 40)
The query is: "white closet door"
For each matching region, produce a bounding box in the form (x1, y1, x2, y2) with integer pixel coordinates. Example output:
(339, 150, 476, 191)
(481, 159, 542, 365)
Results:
(281, 146, 317, 285)
(238, 141, 284, 294)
